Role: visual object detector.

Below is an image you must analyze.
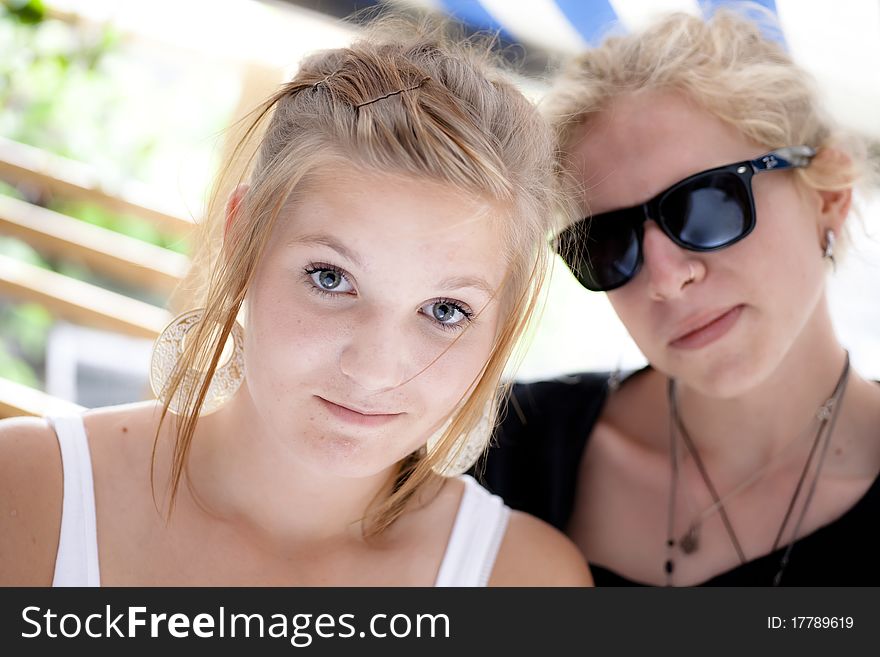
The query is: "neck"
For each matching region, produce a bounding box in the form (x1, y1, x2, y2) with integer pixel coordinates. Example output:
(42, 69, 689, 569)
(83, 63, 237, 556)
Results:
(673, 299, 849, 472)
(179, 385, 402, 549)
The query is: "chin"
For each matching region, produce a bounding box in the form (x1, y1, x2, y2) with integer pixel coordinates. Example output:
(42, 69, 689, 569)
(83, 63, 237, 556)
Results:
(292, 428, 417, 480)
(297, 435, 384, 479)
(661, 340, 779, 399)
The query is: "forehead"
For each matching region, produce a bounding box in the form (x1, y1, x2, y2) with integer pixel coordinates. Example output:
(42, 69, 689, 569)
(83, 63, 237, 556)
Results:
(269, 167, 509, 283)
(568, 90, 761, 213)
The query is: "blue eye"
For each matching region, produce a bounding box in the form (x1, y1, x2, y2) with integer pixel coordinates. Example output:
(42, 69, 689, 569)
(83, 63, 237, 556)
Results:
(422, 299, 473, 330)
(305, 265, 355, 294)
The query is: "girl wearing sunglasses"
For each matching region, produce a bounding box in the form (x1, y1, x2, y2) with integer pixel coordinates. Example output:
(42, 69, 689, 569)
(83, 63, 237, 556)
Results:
(482, 9, 880, 585)
(0, 21, 591, 587)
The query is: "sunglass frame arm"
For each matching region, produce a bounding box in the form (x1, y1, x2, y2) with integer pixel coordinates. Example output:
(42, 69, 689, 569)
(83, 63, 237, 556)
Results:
(749, 145, 817, 174)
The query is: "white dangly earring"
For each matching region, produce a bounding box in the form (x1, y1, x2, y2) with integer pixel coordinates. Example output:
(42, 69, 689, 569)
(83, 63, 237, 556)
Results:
(149, 308, 245, 415)
(426, 401, 494, 477)
(823, 228, 836, 269)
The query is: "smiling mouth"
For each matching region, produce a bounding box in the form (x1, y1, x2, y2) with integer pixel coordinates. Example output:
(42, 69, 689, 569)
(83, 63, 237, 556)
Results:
(316, 396, 403, 427)
(669, 305, 744, 350)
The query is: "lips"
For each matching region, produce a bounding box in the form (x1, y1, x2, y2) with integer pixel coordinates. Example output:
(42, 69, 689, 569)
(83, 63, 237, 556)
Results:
(669, 305, 744, 350)
(316, 396, 403, 428)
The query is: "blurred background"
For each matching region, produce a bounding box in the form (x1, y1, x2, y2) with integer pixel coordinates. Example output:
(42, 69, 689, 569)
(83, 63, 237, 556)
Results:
(1, 0, 878, 417)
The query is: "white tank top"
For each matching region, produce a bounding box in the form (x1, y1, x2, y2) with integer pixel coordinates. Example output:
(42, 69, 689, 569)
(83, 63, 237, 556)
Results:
(48, 415, 510, 587)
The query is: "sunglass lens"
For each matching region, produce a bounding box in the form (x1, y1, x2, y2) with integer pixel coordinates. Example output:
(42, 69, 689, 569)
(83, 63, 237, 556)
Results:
(557, 209, 641, 291)
(660, 172, 751, 249)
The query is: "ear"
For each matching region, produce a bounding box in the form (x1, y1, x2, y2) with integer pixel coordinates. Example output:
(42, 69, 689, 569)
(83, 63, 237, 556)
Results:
(224, 183, 250, 243)
(808, 149, 853, 237)
(816, 186, 852, 237)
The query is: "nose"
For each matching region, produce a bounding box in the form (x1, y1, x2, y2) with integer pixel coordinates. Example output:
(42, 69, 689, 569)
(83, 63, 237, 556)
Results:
(640, 221, 704, 301)
(338, 309, 410, 393)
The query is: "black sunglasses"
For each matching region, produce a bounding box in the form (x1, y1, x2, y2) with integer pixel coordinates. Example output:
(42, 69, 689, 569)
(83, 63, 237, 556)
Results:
(555, 145, 817, 292)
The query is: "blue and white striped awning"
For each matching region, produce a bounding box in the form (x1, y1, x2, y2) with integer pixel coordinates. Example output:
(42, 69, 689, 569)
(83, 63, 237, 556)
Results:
(400, 0, 785, 50)
(390, 0, 880, 138)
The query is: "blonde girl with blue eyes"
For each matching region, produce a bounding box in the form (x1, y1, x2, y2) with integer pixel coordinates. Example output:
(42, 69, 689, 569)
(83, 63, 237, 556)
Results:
(0, 22, 591, 587)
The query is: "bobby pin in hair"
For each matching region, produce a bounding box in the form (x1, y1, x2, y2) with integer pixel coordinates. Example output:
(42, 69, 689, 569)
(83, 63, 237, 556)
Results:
(311, 69, 339, 90)
(355, 77, 431, 109)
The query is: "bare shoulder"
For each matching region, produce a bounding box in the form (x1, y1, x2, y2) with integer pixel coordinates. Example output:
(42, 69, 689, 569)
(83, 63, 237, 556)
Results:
(80, 400, 169, 518)
(602, 367, 667, 449)
(0, 415, 63, 585)
(489, 510, 593, 587)
(0, 402, 162, 586)
(81, 400, 164, 463)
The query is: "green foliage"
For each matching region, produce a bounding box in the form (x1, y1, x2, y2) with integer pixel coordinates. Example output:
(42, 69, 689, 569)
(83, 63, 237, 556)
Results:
(0, 7, 201, 254)
(0, 12, 138, 170)
(3, 302, 51, 362)
(0, 345, 40, 387)
(0, 3, 233, 399)
(0, 235, 50, 386)
(0, 179, 24, 199)
(0, 7, 163, 394)
(2, 0, 46, 25)
(0, 235, 49, 268)
(48, 198, 188, 253)
(0, 302, 50, 387)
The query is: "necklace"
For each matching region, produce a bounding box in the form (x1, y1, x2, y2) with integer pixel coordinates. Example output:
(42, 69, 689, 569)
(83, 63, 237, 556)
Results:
(664, 353, 850, 586)
(674, 395, 833, 556)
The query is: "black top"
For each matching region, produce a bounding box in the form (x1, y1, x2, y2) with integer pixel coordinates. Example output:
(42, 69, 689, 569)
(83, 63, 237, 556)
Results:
(479, 372, 880, 586)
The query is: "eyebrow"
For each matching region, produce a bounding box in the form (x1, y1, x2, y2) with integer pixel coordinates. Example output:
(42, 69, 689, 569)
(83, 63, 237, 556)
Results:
(289, 233, 496, 298)
(288, 234, 363, 268)
(438, 275, 496, 298)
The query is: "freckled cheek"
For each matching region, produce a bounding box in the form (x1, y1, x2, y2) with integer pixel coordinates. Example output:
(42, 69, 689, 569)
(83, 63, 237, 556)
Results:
(417, 326, 498, 401)
(244, 293, 348, 390)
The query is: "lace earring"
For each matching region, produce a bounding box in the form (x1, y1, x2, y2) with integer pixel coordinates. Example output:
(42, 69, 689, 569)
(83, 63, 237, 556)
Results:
(149, 308, 245, 415)
(426, 400, 495, 477)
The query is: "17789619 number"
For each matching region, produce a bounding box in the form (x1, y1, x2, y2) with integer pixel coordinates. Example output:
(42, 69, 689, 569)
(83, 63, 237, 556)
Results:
(767, 617, 854, 629)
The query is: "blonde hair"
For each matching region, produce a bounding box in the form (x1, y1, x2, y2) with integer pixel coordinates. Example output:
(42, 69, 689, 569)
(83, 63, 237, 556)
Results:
(544, 6, 876, 220)
(155, 18, 562, 535)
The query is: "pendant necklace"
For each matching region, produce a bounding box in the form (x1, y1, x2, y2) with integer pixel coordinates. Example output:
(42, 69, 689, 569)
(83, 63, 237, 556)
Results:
(664, 353, 850, 586)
